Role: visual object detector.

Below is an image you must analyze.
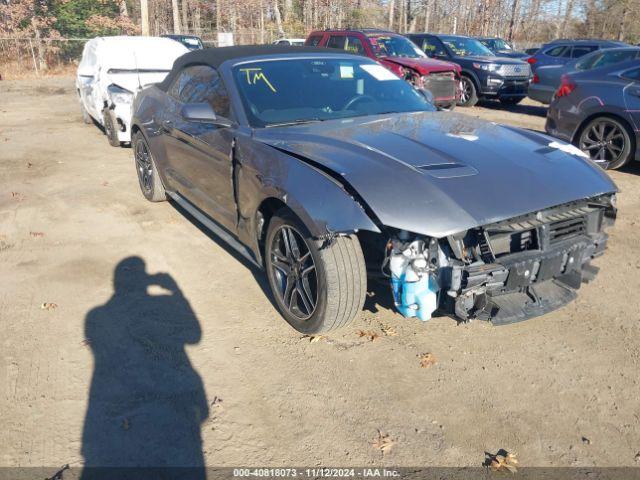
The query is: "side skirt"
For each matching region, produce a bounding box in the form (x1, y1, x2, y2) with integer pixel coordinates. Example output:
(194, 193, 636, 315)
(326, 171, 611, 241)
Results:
(167, 191, 262, 270)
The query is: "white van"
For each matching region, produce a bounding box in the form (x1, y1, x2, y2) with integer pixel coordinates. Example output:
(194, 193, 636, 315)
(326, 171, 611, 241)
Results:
(76, 36, 188, 146)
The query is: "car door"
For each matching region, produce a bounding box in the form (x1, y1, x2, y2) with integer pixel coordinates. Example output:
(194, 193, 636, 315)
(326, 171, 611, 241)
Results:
(622, 66, 640, 133)
(161, 65, 237, 231)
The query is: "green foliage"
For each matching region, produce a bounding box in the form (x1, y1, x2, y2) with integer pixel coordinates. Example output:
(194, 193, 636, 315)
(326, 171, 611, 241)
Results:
(52, 0, 120, 38)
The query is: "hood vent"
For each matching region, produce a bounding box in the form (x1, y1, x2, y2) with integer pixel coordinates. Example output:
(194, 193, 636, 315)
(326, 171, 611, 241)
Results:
(417, 163, 478, 179)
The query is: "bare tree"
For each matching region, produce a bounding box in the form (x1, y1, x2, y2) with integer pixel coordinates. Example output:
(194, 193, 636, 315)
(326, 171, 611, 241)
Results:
(171, 0, 182, 33)
(140, 0, 150, 35)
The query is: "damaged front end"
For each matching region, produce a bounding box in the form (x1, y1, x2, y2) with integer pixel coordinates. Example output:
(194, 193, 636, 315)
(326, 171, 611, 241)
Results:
(385, 195, 616, 325)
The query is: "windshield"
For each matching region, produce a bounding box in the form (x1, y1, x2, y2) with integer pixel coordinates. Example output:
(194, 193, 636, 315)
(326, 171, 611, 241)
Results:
(233, 58, 434, 127)
(483, 38, 511, 51)
(441, 36, 495, 57)
(368, 34, 427, 59)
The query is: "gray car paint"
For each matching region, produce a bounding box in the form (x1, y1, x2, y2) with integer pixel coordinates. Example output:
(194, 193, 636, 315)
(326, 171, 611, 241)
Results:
(255, 111, 616, 238)
(529, 48, 640, 104)
(132, 51, 617, 265)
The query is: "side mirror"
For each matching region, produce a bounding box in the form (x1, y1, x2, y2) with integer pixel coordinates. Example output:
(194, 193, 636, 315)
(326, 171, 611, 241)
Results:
(181, 102, 233, 127)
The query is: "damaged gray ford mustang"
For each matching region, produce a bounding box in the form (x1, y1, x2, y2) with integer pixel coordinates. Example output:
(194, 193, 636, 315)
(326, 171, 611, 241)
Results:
(130, 45, 617, 333)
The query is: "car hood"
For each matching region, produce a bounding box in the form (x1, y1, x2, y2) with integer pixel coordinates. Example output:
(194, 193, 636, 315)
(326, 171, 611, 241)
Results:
(380, 56, 460, 74)
(455, 55, 527, 65)
(254, 112, 616, 237)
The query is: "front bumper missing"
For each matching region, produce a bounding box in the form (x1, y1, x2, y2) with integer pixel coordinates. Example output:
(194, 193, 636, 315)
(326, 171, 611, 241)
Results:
(437, 198, 615, 325)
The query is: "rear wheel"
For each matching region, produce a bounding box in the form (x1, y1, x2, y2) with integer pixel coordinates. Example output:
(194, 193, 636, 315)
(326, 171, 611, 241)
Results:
(133, 131, 166, 202)
(265, 210, 366, 334)
(102, 107, 121, 147)
(577, 117, 633, 170)
(457, 76, 478, 107)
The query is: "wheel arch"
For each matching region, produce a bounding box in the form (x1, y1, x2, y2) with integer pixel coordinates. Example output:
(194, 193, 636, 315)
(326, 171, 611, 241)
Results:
(460, 69, 481, 91)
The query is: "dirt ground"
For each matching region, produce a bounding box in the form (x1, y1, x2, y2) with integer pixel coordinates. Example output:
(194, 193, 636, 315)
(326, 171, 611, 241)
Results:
(1, 77, 640, 470)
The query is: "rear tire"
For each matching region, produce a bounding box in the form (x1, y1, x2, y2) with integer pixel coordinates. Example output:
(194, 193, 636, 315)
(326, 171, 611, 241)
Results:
(133, 131, 166, 202)
(103, 107, 121, 147)
(457, 76, 478, 107)
(577, 116, 633, 170)
(265, 209, 366, 334)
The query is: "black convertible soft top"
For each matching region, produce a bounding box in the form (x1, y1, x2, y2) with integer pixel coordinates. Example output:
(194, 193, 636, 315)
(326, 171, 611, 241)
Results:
(158, 44, 348, 91)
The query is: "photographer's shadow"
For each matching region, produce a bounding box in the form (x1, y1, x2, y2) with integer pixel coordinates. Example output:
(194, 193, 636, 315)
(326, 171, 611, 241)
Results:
(81, 257, 207, 479)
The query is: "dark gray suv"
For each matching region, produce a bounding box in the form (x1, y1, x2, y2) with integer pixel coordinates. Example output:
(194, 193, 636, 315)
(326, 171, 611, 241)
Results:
(406, 33, 531, 107)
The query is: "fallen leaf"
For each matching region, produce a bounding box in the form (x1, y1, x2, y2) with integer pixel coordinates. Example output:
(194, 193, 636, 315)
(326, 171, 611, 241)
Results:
(581, 436, 591, 445)
(102, 181, 109, 186)
(11, 192, 25, 201)
(356, 330, 380, 342)
(27, 162, 33, 168)
(211, 396, 224, 410)
(30, 231, 44, 237)
(380, 324, 397, 336)
(41, 302, 58, 311)
(417, 352, 437, 368)
(80, 338, 91, 347)
(372, 430, 395, 455)
(301, 334, 326, 343)
(487, 450, 518, 473)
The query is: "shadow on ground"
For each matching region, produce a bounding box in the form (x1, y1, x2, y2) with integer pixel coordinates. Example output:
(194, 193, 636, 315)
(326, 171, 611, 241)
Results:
(477, 99, 548, 118)
(81, 257, 208, 479)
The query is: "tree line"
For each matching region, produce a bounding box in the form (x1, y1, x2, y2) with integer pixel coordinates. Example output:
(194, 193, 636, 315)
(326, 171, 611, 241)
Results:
(1, 0, 638, 48)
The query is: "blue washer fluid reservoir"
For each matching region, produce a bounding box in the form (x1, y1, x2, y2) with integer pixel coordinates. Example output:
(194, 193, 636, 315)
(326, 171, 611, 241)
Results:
(389, 238, 439, 321)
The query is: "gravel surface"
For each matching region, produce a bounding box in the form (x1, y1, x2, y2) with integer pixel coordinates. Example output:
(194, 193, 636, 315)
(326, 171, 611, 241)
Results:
(1, 78, 639, 469)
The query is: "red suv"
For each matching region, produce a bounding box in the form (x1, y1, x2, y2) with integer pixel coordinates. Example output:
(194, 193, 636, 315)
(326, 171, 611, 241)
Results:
(306, 29, 461, 109)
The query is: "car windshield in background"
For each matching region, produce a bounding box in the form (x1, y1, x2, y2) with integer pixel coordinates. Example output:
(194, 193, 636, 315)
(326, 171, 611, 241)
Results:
(233, 58, 434, 127)
(486, 39, 512, 51)
(442, 36, 495, 57)
(368, 34, 427, 59)
(183, 37, 203, 48)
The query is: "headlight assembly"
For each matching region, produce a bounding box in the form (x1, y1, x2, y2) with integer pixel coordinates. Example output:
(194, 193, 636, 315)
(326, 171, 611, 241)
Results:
(473, 62, 500, 72)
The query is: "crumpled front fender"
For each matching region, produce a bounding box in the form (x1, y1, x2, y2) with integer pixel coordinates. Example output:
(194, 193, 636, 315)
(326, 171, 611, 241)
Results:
(234, 135, 380, 255)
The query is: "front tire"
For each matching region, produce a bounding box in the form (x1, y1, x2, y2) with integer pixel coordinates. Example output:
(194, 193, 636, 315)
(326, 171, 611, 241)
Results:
(265, 210, 366, 334)
(457, 76, 478, 107)
(103, 107, 121, 147)
(133, 131, 166, 202)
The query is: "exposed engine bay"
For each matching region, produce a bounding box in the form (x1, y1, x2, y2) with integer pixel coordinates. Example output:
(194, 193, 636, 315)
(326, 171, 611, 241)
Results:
(381, 195, 616, 324)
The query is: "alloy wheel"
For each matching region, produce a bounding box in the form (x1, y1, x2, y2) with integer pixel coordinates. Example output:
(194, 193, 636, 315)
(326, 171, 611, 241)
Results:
(459, 79, 472, 104)
(579, 120, 626, 165)
(269, 225, 317, 320)
(135, 139, 153, 194)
